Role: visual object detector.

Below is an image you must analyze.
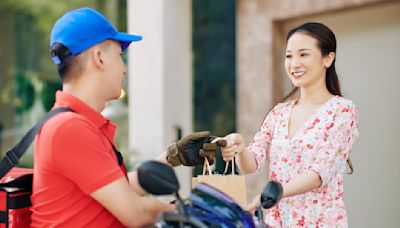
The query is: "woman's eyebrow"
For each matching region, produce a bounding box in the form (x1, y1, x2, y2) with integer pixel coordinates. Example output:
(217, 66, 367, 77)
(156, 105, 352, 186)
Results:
(286, 48, 312, 53)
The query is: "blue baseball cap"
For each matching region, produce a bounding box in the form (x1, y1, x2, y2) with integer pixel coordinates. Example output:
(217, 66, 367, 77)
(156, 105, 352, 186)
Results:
(50, 7, 142, 64)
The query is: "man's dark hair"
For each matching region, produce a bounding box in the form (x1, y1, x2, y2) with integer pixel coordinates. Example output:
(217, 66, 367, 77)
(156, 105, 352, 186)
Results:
(50, 43, 71, 80)
(50, 43, 82, 82)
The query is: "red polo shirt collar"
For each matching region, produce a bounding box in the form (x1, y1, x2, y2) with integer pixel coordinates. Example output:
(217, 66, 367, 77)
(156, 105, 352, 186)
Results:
(53, 91, 116, 140)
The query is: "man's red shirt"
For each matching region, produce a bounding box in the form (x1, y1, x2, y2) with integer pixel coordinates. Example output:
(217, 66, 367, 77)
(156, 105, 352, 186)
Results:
(31, 91, 127, 227)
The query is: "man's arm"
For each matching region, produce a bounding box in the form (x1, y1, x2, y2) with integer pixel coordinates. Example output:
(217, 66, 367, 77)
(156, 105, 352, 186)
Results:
(156, 151, 169, 164)
(91, 176, 174, 227)
(127, 151, 168, 196)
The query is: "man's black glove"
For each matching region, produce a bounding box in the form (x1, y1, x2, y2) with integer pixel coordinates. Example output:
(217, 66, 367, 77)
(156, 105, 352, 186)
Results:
(260, 181, 283, 209)
(200, 136, 227, 164)
(166, 131, 226, 166)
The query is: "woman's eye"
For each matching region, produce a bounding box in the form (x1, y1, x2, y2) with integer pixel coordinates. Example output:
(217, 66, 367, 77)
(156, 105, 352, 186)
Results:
(300, 53, 309, 57)
(285, 54, 292, 59)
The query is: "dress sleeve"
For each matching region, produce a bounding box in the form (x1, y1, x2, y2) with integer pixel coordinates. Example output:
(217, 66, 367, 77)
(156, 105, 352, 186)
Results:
(308, 102, 359, 186)
(51, 118, 124, 194)
(247, 107, 277, 171)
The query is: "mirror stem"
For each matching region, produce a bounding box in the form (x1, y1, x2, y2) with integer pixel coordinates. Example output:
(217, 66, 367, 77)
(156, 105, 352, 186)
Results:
(174, 192, 187, 218)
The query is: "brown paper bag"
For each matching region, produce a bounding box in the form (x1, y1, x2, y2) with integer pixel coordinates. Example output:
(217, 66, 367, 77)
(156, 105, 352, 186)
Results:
(192, 158, 247, 205)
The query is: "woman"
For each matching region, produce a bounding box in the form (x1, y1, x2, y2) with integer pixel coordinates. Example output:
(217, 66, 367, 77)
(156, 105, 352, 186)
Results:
(221, 22, 359, 227)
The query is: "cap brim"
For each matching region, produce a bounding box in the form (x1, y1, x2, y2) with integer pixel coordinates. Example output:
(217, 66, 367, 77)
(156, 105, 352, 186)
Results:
(112, 32, 142, 51)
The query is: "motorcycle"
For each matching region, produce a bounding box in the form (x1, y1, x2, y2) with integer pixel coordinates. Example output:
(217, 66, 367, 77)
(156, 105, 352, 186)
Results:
(137, 161, 282, 228)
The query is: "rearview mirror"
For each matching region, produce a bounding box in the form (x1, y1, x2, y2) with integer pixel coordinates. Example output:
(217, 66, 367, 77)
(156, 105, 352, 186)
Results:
(137, 161, 180, 195)
(260, 181, 283, 209)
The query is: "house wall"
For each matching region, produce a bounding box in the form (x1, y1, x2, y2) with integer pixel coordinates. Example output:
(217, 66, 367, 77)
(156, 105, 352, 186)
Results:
(237, 0, 400, 226)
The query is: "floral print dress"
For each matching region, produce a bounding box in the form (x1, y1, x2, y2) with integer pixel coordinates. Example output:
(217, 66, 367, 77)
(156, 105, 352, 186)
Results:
(248, 96, 359, 228)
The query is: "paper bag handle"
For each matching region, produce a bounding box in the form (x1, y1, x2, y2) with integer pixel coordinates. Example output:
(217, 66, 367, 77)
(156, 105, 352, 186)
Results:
(202, 158, 212, 176)
(202, 157, 236, 176)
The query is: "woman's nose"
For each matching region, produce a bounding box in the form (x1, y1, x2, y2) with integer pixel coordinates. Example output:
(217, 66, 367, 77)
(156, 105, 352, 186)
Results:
(290, 57, 301, 69)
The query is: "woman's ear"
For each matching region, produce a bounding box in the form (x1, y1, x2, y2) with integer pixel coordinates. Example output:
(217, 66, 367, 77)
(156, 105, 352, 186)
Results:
(324, 52, 335, 68)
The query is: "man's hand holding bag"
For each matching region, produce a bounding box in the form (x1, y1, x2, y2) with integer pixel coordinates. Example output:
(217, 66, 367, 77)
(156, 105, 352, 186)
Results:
(166, 131, 226, 167)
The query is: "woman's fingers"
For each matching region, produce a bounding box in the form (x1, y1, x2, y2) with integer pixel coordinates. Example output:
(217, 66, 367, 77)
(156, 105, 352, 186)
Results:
(221, 145, 238, 161)
(223, 137, 235, 148)
(220, 133, 243, 161)
(221, 149, 233, 161)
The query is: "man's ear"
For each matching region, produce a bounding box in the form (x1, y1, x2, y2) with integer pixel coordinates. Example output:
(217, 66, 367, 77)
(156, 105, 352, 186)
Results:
(324, 52, 335, 68)
(91, 46, 105, 70)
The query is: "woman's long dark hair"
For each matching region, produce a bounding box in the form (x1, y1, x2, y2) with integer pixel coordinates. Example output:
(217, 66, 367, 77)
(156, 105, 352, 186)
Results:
(281, 22, 353, 173)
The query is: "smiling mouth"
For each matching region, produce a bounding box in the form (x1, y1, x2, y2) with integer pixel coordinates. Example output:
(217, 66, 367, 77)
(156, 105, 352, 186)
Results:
(292, 72, 304, 78)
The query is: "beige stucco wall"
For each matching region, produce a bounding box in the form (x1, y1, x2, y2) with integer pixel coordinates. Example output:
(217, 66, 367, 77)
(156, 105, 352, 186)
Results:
(237, 0, 399, 227)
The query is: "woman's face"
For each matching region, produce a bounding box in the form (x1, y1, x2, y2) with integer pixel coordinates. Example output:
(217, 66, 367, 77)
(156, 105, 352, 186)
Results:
(285, 32, 332, 90)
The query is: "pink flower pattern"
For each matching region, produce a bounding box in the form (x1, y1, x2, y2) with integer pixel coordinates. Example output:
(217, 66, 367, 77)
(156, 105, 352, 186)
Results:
(248, 96, 359, 228)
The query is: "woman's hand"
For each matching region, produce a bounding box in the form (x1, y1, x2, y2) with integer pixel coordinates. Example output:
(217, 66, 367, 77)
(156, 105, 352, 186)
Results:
(220, 133, 245, 161)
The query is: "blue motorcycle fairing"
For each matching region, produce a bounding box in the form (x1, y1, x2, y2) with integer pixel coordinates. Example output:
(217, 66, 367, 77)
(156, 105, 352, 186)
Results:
(187, 183, 255, 228)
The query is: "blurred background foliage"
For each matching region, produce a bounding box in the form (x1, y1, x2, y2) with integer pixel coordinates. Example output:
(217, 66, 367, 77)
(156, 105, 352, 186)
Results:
(0, 0, 128, 167)
(192, 0, 236, 175)
(0, 0, 126, 82)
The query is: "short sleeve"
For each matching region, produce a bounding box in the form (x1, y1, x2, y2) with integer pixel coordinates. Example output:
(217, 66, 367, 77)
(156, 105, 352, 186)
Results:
(51, 118, 124, 194)
(247, 106, 278, 171)
(309, 101, 359, 186)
